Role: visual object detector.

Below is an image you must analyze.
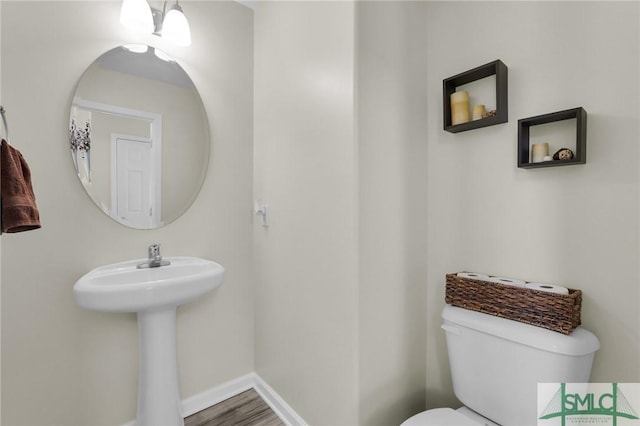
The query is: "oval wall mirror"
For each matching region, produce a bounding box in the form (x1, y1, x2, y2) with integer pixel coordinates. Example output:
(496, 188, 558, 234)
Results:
(69, 44, 209, 229)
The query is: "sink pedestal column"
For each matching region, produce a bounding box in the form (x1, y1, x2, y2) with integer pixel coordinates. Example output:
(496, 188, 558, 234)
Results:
(136, 308, 184, 426)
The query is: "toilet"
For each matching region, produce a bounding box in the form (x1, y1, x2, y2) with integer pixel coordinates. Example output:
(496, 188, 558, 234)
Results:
(402, 305, 600, 426)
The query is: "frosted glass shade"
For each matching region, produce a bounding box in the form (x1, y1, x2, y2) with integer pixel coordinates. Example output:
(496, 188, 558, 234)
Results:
(162, 6, 192, 47)
(120, 0, 154, 34)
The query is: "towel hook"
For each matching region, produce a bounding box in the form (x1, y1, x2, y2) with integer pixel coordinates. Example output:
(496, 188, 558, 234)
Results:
(0, 105, 9, 144)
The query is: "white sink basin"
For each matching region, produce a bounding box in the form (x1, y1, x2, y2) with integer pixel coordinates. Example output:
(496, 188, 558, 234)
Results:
(74, 255, 225, 426)
(74, 256, 225, 312)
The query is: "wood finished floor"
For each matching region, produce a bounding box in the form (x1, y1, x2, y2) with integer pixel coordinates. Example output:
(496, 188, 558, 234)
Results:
(185, 389, 285, 426)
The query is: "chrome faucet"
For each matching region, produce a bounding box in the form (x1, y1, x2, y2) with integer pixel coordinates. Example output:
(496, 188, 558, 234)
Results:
(137, 244, 171, 269)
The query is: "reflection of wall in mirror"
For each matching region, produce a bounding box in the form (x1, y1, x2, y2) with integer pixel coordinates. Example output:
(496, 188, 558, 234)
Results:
(76, 66, 208, 222)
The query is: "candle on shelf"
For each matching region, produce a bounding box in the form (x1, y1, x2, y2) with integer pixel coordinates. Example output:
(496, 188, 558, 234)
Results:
(531, 142, 549, 163)
(472, 104, 486, 120)
(450, 91, 470, 125)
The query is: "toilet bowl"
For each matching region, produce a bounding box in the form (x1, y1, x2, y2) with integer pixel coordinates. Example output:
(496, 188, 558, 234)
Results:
(401, 407, 494, 426)
(402, 305, 600, 426)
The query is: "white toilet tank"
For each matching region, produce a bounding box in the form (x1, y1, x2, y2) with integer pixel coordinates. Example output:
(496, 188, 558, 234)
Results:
(442, 305, 600, 426)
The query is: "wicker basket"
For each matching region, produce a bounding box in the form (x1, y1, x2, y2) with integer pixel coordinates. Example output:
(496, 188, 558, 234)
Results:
(445, 273, 582, 334)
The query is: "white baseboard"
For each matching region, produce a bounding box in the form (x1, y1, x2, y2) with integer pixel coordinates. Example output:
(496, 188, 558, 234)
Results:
(121, 372, 306, 426)
(182, 373, 255, 417)
(253, 374, 307, 426)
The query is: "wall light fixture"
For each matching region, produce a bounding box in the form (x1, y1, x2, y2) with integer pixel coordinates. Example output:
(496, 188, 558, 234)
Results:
(120, 0, 192, 47)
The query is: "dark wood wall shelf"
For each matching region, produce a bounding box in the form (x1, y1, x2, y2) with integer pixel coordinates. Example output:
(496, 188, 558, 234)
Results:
(443, 60, 508, 133)
(517, 107, 587, 169)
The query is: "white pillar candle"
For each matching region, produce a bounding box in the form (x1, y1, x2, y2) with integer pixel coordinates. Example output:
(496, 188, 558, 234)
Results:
(472, 104, 486, 120)
(450, 91, 470, 125)
(531, 142, 549, 163)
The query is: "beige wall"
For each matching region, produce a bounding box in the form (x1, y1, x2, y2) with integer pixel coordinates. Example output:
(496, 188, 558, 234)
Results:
(425, 0, 640, 409)
(1, 2, 253, 425)
(253, 2, 429, 425)
(2, 1, 639, 425)
(253, 2, 360, 424)
(356, 2, 428, 425)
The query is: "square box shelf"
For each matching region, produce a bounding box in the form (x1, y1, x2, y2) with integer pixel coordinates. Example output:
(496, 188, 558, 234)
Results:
(517, 107, 587, 169)
(443, 59, 508, 133)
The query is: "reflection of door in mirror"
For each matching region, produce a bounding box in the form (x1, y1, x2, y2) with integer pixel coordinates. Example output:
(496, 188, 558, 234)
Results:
(72, 98, 163, 229)
(111, 134, 160, 228)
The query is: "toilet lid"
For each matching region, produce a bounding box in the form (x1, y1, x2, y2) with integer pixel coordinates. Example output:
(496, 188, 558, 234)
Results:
(401, 408, 480, 426)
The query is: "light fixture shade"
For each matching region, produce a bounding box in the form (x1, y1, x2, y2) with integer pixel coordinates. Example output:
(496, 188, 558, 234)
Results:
(120, 0, 154, 35)
(162, 4, 192, 47)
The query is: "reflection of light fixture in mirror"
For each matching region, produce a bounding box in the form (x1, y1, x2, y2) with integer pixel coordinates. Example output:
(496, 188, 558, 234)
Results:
(120, 0, 192, 47)
(154, 48, 175, 62)
(123, 44, 149, 53)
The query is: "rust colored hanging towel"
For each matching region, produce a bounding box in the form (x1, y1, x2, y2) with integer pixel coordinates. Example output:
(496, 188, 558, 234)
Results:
(1, 139, 41, 233)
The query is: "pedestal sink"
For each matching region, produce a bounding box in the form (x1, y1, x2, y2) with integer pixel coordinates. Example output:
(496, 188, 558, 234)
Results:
(74, 256, 225, 426)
